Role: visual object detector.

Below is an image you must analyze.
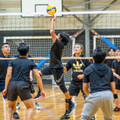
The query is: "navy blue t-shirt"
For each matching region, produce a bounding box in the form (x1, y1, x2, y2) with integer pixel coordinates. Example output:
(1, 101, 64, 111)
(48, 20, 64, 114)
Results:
(83, 63, 114, 93)
(8, 57, 37, 83)
(0, 52, 11, 82)
(50, 39, 64, 68)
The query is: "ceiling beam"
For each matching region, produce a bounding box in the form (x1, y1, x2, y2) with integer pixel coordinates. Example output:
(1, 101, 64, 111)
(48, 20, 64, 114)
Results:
(63, 5, 85, 24)
(87, 1, 120, 11)
(90, 0, 118, 23)
(63, 0, 99, 9)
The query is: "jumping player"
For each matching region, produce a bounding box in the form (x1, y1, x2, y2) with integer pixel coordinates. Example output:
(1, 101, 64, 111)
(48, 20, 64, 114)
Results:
(39, 15, 75, 119)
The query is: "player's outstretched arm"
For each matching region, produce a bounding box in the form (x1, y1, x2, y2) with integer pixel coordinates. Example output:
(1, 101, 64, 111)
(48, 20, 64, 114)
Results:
(33, 69, 46, 99)
(50, 15, 56, 43)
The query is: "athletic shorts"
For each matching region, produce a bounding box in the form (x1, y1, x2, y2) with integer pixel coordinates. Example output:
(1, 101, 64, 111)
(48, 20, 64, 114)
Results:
(0, 81, 7, 99)
(69, 80, 85, 96)
(29, 81, 35, 94)
(41, 65, 65, 86)
(115, 78, 120, 90)
(7, 81, 32, 101)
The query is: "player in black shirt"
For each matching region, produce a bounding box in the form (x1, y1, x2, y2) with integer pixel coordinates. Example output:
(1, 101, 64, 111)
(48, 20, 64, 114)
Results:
(104, 48, 115, 68)
(14, 43, 41, 110)
(81, 47, 115, 120)
(62, 43, 93, 119)
(0, 43, 20, 119)
(2, 44, 46, 120)
(112, 48, 120, 111)
(38, 15, 75, 119)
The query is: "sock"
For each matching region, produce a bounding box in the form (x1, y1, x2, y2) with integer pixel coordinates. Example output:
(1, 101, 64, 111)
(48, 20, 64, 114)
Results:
(66, 110, 68, 113)
(68, 98, 72, 105)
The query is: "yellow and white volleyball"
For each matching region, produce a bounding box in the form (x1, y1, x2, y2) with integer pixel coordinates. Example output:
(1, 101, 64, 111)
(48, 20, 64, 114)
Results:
(47, 5, 57, 15)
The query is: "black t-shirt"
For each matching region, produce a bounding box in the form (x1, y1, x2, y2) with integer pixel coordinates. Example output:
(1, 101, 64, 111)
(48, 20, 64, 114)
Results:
(104, 59, 114, 68)
(112, 59, 120, 75)
(0, 52, 11, 82)
(50, 39, 64, 68)
(83, 63, 114, 93)
(66, 55, 91, 82)
(8, 57, 37, 83)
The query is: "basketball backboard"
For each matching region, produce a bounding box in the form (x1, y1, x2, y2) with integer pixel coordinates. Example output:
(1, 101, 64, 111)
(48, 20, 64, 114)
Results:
(21, 0, 62, 17)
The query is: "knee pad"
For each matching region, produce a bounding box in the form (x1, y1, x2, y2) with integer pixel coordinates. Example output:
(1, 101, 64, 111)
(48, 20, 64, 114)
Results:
(114, 94, 118, 99)
(65, 99, 69, 103)
(59, 85, 68, 93)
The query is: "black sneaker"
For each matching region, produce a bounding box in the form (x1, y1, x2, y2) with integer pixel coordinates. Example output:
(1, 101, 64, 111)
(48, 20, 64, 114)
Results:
(33, 89, 41, 100)
(60, 112, 70, 120)
(113, 107, 120, 111)
(67, 102, 76, 114)
(13, 112, 20, 119)
(90, 116, 95, 120)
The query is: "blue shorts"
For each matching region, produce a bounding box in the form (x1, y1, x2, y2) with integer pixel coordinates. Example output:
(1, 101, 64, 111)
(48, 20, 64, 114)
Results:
(0, 81, 7, 99)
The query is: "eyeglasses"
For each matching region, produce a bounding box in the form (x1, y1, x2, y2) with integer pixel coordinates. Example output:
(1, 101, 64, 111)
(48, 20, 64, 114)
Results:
(2, 46, 10, 48)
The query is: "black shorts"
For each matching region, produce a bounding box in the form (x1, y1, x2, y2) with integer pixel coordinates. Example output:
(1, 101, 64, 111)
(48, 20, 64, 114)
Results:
(115, 78, 120, 90)
(7, 81, 32, 101)
(69, 80, 85, 96)
(29, 81, 35, 94)
(41, 65, 65, 86)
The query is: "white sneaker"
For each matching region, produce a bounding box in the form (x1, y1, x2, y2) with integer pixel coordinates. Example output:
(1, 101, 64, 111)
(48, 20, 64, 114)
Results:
(16, 103, 20, 109)
(35, 102, 41, 110)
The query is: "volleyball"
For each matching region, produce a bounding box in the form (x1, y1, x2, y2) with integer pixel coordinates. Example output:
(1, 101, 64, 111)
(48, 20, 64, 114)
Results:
(47, 5, 57, 15)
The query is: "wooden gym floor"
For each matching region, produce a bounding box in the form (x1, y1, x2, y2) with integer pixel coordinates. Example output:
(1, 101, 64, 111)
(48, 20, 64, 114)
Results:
(0, 84, 120, 120)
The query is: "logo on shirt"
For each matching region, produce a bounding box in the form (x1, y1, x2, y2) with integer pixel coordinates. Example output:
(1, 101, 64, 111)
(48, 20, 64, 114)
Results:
(56, 74, 63, 83)
(73, 61, 83, 72)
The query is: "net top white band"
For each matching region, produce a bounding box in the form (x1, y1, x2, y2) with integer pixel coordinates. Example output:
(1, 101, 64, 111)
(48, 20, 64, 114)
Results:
(0, 56, 119, 60)
(0, 10, 120, 16)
